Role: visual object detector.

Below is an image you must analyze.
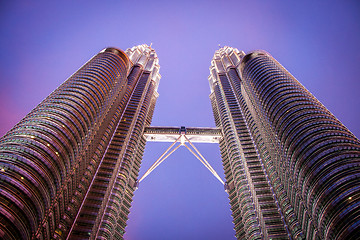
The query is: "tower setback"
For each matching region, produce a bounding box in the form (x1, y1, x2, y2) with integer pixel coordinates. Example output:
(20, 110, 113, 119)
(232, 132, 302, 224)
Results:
(0, 44, 160, 239)
(209, 47, 360, 239)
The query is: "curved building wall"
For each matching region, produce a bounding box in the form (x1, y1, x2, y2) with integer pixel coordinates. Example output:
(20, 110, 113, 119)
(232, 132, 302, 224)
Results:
(209, 47, 291, 239)
(65, 44, 160, 240)
(0, 48, 130, 239)
(239, 51, 360, 239)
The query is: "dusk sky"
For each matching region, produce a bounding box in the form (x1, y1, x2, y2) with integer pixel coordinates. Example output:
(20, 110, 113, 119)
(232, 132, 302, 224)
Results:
(1, 1, 360, 239)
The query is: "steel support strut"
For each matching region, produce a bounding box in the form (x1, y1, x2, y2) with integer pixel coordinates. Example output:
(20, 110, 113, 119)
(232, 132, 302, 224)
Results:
(137, 127, 225, 188)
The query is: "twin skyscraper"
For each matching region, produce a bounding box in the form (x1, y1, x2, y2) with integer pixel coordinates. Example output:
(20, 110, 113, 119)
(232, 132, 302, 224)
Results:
(0, 44, 359, 239)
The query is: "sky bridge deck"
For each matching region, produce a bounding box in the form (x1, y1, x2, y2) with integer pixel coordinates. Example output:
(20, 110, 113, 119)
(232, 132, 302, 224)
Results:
(143, 126, 222, 143)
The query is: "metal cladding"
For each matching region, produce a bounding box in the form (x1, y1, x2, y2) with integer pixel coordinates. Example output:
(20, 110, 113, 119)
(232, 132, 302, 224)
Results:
(1, 43, 359, 240)
(209, 47, 360, 239)
(0, 44, 160, 239)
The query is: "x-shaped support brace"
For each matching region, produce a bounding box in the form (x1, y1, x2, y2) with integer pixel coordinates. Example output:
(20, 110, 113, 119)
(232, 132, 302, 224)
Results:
(136, 132, 225, 189)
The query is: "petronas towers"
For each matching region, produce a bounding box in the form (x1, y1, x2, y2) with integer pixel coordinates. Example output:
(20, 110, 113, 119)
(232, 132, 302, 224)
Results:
(0, 45, 359, 239)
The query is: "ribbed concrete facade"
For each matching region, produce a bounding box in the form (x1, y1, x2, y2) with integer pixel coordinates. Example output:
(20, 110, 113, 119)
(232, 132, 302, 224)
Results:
(209, 47, 360, 239)
(0, 44, 160, 239)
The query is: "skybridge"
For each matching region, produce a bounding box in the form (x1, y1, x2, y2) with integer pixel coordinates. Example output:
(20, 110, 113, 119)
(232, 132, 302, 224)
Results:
(137, 126, 227, 190)
(144, 126, 222, 143)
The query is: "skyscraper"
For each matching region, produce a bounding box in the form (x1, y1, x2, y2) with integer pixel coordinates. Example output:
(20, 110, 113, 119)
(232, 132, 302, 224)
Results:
(209, 47, 360, 239)
(1, 44, 359, 240)
(0, 44, 160, 239)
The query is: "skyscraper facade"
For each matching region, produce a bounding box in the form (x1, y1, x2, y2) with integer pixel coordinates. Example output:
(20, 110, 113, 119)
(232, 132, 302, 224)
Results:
(1, 44, 359, 240)
(0, 44, 160, 239)
(209, 47, 360, 239)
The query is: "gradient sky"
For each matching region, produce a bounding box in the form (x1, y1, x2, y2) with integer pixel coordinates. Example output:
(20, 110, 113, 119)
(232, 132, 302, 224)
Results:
(1, 1, 360, 240)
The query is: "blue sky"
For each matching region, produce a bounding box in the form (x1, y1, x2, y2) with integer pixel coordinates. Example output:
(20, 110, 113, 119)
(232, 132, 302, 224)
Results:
(0, 1, 360, 239)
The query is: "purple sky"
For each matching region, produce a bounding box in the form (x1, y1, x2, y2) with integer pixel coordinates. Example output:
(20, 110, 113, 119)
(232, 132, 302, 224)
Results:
(1, 1, 360, 239)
